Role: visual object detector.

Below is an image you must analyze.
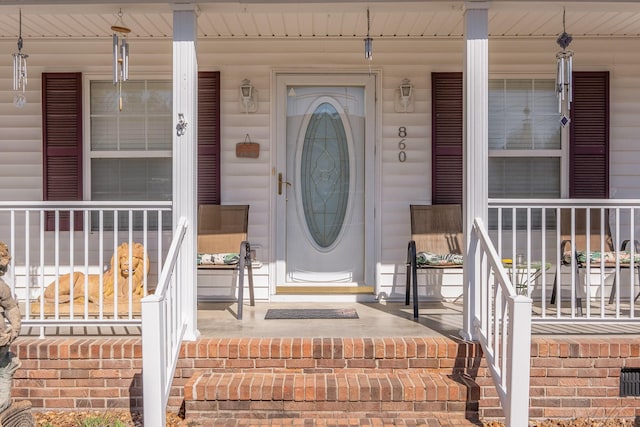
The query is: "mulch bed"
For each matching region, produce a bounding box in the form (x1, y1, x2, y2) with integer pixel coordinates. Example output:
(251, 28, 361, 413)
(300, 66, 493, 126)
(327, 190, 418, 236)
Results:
(30, 411, 638, 427)
(33, 410, 186, 426)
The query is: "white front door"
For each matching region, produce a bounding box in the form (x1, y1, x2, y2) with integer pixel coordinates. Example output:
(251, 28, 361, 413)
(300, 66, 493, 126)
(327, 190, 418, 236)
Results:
(275, 74, 376, 292)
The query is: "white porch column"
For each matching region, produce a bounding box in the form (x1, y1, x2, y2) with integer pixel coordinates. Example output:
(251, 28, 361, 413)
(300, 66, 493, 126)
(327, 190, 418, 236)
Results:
(173, 5, 199, 341)
(460, 2, 489, 341)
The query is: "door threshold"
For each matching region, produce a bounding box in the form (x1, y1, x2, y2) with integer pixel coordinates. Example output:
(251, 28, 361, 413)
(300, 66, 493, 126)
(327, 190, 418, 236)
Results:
(276, 286, 375, 295)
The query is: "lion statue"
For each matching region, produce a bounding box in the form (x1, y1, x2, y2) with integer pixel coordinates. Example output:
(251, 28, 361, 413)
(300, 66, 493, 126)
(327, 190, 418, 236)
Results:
(43, 242, 150, 304)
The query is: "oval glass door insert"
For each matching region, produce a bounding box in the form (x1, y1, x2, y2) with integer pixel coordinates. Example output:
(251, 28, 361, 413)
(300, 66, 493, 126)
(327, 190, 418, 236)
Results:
(300, 102, 350, 248)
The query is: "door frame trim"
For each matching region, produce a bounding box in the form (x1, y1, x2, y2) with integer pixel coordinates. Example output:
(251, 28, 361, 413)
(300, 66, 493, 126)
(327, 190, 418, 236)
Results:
(269, 70, 381, 301)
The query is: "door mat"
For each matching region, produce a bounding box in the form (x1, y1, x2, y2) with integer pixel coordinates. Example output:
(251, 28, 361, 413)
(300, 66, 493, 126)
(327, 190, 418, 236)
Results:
(264, 308, 359, 319)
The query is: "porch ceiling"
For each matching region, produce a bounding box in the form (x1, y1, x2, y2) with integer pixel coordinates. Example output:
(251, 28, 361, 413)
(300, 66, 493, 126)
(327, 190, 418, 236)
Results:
(0, 1, 640, 41)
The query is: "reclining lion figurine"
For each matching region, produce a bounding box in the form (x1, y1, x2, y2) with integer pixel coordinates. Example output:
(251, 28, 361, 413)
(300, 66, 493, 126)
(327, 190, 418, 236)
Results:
(43, 242, 149, 304)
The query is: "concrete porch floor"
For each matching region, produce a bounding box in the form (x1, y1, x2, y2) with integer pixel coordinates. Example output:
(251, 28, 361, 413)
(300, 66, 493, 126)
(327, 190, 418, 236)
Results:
(18, 299, 640, 337)
(196, 299, 640, 338)
(196, 300, 465, 339)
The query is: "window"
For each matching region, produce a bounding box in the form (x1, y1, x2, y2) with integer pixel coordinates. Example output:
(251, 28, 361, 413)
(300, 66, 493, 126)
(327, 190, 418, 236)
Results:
(43, 71, 222, 232)
(89, 80, 173, 203)
(431, 71, 609, 205)
(488, 79, 562, 200)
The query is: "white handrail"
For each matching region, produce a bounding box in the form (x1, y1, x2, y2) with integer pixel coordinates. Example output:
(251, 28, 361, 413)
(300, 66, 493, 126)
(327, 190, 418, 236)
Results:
(141, 216, 188, 427)
(472, 217, 532, 427)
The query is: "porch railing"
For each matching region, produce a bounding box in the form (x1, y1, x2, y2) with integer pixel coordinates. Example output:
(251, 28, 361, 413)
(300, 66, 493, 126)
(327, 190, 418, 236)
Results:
(490, 199, 640, 322)
(472, 217, 532, 427)
(141, 216, 188, 427)
(0, 201, 172, 336)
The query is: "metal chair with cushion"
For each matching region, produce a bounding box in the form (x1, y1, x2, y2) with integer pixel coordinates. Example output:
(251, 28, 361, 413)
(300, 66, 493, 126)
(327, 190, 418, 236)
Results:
(197, 204, 255, 319)
(406, 204, 463, 319)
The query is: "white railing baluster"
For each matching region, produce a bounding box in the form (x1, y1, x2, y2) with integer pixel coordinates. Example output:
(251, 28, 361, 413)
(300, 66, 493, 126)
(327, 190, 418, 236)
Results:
(83, 210, 89, 320)
(541, 207, 547, 317)
(630, 208, 636, 319)
(69, 209, 75, 319)
(21, 211, 27, 317)
(39, 210, 45, 338)
(54, 210, 60, 319)
(128, 209, 134, 320)
(113, 211, 119, 319)
(99, 210, 104, 319)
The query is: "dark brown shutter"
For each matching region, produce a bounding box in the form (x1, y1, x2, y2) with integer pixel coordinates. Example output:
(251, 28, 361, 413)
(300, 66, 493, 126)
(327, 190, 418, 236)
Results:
(431, 72, 463, 204)
(198, 71, 221, 205)
(42, 72, 83, 231)
(570, 71, 609, 198)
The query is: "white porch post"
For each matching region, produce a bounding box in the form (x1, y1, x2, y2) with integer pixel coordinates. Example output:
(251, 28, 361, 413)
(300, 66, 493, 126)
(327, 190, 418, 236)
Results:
(173, 5, 199, 341)
(460, 2, 489, 341)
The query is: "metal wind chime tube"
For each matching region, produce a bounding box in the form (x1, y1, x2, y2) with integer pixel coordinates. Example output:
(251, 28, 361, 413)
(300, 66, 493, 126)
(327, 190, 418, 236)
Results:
(12, 9, 28, 108)
(111, 9, 130, 111)
(555, 8, 573, 117)
(364, 8, 373, 61)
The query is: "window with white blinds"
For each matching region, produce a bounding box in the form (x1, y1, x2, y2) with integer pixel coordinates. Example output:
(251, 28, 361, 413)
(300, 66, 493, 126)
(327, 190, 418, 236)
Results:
(89, 80, 172, 230)
(488, 79, 562, 199)
(89, 80, 172, 202)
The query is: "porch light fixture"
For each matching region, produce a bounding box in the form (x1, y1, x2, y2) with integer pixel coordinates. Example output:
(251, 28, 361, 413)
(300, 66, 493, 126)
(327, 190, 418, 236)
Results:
(364, 8, 373, 61)
(111, 9, 130, 111)
(240, 79, 257, 113)
(12, 9, 28, 108)
(395, 78, 414, 113)
(556, 8, 573, 126)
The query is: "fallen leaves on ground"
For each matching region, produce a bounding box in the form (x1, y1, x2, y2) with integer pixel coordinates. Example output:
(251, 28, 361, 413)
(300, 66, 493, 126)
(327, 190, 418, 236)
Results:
(33, 410, 187, 427)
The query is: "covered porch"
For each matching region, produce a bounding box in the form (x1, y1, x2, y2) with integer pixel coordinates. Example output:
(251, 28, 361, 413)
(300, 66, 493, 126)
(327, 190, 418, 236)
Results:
(1, 0, 640, 425)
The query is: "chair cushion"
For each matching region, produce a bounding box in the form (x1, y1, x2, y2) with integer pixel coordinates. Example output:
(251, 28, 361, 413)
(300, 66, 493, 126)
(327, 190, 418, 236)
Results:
(416, 252, 463, 266)
(563, 250, 640, 265)
(197, 253, 240, 265)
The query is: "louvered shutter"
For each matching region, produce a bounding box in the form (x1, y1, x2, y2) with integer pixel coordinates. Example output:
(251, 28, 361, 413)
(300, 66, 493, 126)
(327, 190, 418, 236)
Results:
(431, 72, 463, 204)
(42, 72, 83, 231)
(570, 71, 609, 198)
(198, 71, 221, 205)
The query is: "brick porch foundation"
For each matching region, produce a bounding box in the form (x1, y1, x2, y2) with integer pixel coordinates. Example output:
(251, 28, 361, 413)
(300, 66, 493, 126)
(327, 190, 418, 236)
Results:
(9, 336, 640, 421)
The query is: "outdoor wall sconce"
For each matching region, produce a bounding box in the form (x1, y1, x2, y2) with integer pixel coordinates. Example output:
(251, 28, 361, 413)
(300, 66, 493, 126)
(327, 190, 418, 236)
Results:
(240, 79, 257, 113)
(111, 9, 130, 111)
(395, 78, 414, 113)
(556, 7, 573, 126)
(12, 9, 28, 108)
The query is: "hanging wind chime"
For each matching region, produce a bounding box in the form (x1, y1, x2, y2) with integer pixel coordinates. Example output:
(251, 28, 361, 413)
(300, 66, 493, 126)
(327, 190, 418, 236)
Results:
(12, 9, 28, 108)
(364, 8, 373, 61)
(556, 8, 573, 127)
(111, 9, 130, 111)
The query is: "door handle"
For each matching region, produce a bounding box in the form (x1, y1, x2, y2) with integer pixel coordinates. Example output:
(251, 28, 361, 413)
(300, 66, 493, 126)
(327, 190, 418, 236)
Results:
(278, 173, 291, 195)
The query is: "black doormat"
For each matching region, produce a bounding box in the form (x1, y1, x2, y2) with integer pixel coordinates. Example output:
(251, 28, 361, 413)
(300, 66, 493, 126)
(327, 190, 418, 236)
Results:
(264, 308, 359, 319)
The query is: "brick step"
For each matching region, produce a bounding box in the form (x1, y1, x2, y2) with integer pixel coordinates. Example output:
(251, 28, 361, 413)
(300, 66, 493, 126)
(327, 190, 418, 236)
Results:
(180, 415, 480, 426)
(183, 371, 476, 420)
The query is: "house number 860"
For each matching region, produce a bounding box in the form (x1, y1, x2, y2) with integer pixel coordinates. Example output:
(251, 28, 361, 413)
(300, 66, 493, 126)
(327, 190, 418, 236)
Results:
(398, 127, 407, 163)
